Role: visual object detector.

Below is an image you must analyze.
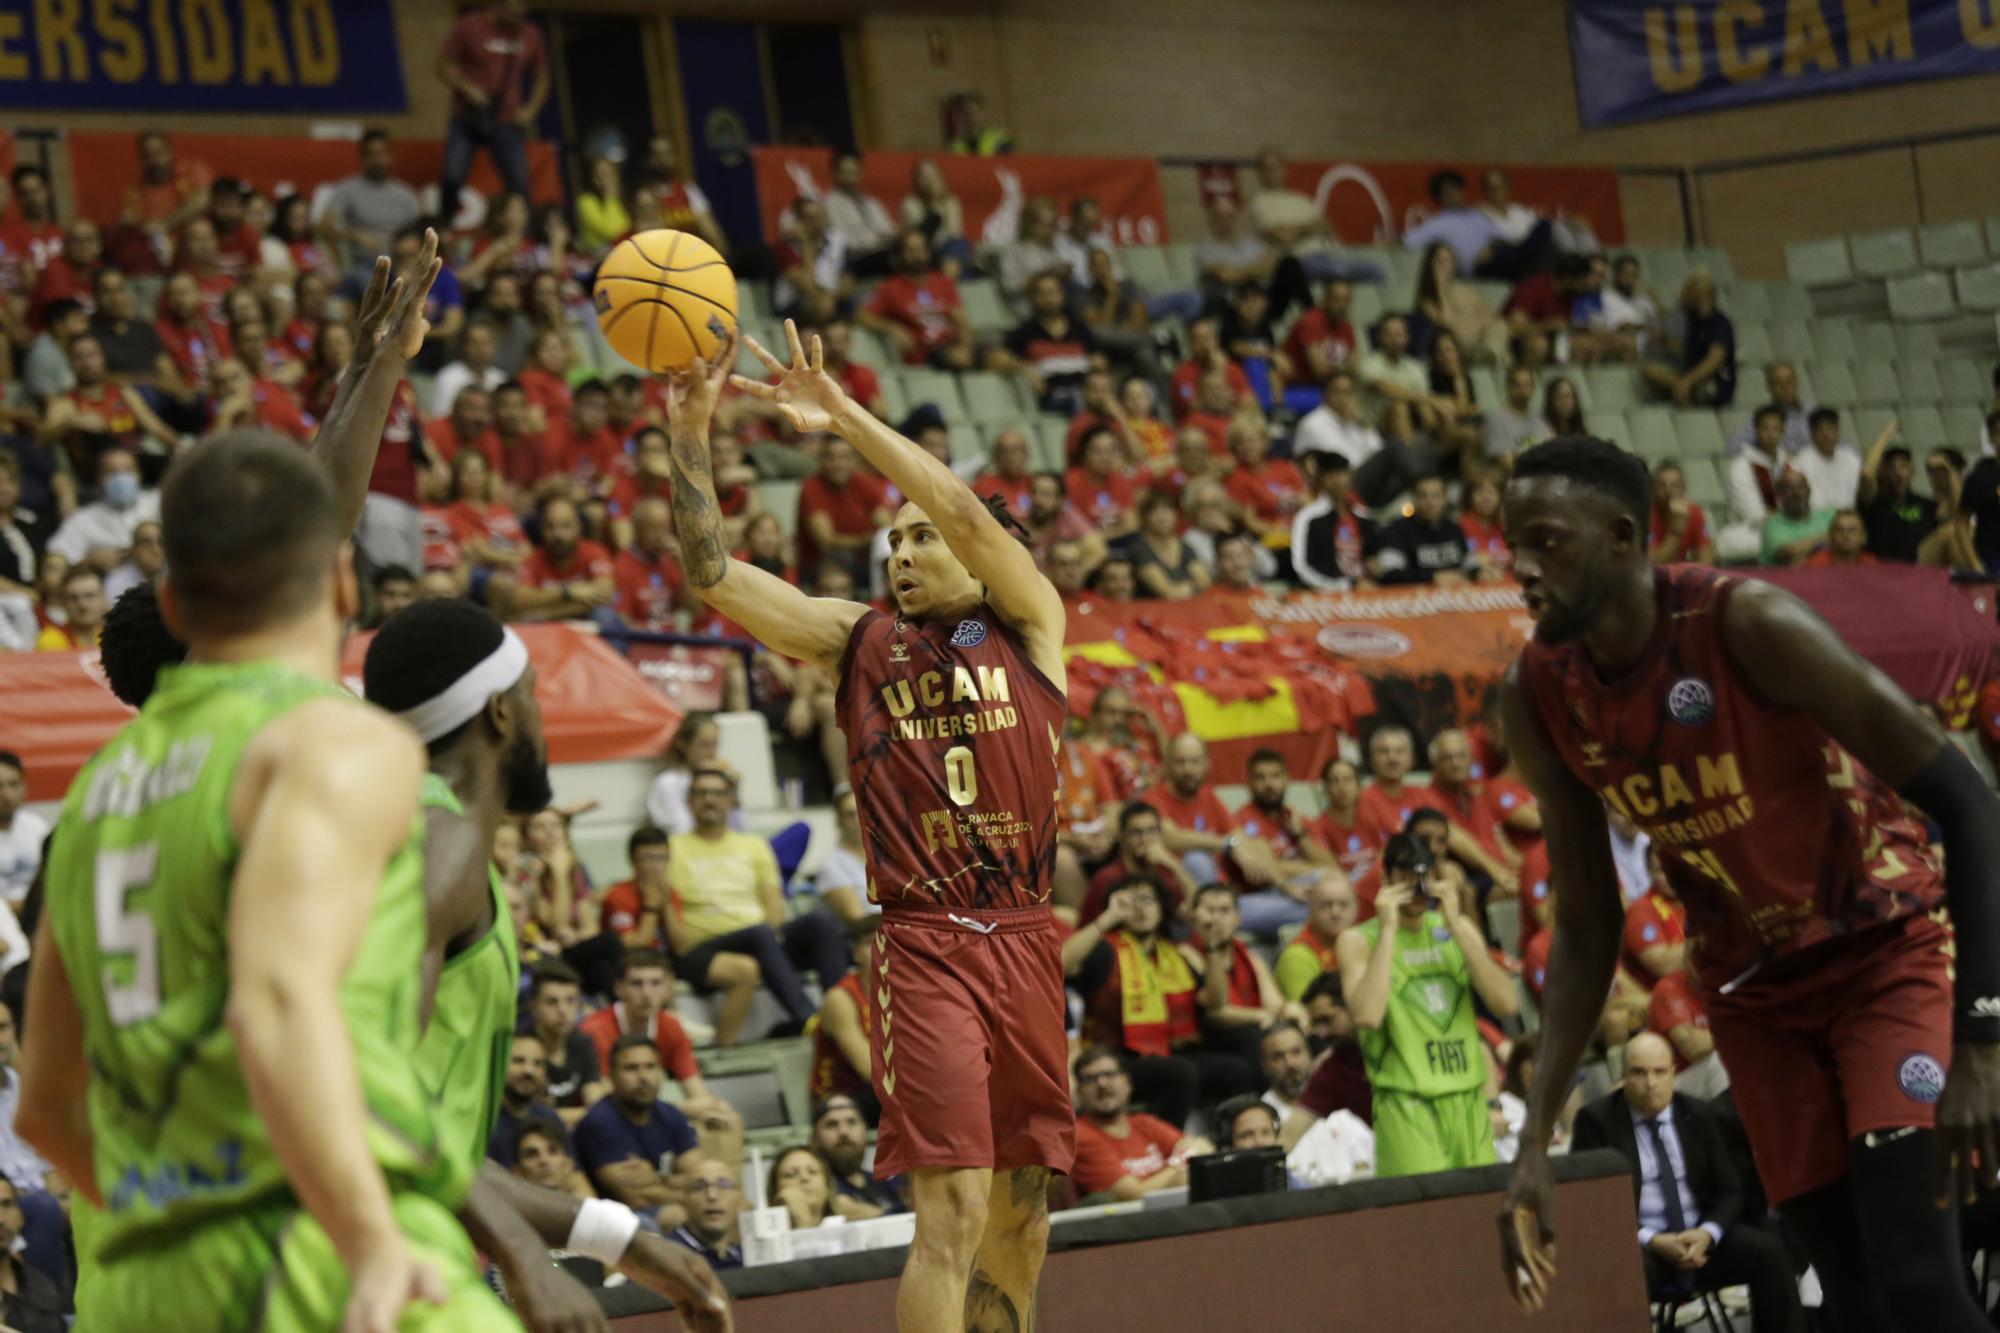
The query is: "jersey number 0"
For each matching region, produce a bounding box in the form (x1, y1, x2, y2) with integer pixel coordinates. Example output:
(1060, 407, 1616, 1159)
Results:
(944, 745, 978, 806)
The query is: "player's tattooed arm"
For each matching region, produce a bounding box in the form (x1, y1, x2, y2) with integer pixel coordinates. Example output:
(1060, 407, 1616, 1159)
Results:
(661, 328, 735, 591)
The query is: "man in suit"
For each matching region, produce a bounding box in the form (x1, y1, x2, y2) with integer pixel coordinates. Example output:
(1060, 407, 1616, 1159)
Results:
(1573, 1033, 1804, 1333)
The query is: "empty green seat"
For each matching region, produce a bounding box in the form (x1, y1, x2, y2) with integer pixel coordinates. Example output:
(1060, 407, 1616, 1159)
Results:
(1584, 410, 1633, 452)
(1888, 273, 1955, 321)
(1162, 244, 1200, 288)
(1468, 367, 1503, 409)
(1647, 250, 1691, 293)
(1894, 324, 1939, 363)
(876, 371, 908, 422)
(1770, 322, 1816, 364)
(1851, 229, 1919, 280)
(1785, 238, 1853, 287)
(1673, 412, 1726, 459)
(1898, 360, 1944, 405)
(1940, 359, 1990, 405)
(1956, 265, 2000, 315)
(737, 281, 774, 325)
(948, 426, 986, 465)
(1901, 407, 1948, 451)
(760, 480, 802, 538)
(1768, 284, 1816, 325)
(1628, 407, 1680, 458)
(1735, 323, 1775, 363)
(1855, 361, 1901, 405)
(1854, 408, 1897, 446)
(961, 371, 1027, 424)
(1347, 283, 1386, 330)
(958, 281, 1014, 333)
(1689, 248, 1735, 287)
(1944, 405, 1987, 447)
(1812, 361, 1859, 408)
(1920, 221, 1986, 270)
(848, 325, 894, 370)
(1812, 322, 1858, 364)
(1682, 459, 1727, 509)
(1035, 417, 1071, 471)
(1123, 246, 1174, 292)
(900, 369, 970, 424)
(1729, 282, 1774, 324)
(1852, 323, 1899, 364)
(1584, 366, 1638, 414)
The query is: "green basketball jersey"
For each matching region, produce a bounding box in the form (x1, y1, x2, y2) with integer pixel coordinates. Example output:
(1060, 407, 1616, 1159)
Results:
(412, 773, 521, 1182)
(44, 661, 458, 1263)
(1355, 911, 1488, 1097)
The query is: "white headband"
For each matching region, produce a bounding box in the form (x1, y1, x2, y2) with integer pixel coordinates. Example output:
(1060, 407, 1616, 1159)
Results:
(388, 627, 530, 743)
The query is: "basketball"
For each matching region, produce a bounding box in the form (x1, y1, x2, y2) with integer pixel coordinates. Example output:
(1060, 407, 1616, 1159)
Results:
(592, 228, 738, 373)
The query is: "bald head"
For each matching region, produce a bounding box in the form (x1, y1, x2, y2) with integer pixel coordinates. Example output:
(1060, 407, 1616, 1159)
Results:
(1428, 728, 1473, 785)
(1165, 733, 1209, 797)
(1307, 871, 1357, 938)
(633, 498, 672, 555)
(1621, 1032, 1676, 1116)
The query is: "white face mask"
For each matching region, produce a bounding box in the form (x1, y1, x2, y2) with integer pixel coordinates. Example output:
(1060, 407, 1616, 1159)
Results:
(102, 472, 140, 510)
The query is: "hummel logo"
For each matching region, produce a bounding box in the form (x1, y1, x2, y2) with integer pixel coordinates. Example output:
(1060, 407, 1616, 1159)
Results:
(878, 986, 892, 1008)
(949, 913, 998, 934)
(1972, 997, 2000, 1018)
(1864, 1126, 1918, 1149)
(1581, 741, 1607, 767)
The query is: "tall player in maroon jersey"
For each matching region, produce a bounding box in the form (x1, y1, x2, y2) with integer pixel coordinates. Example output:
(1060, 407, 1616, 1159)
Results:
(665, 321, 1074, 1333)
(1493, 437, 2000, 1331)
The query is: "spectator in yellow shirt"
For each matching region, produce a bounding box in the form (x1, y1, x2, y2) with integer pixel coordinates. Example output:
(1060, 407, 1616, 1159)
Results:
(666, 768, 850, 1034)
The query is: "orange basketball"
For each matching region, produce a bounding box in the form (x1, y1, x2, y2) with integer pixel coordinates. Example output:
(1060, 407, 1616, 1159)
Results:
(592, 229, 739, 373)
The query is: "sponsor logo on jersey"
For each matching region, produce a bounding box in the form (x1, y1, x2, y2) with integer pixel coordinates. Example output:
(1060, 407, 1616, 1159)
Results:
(1666, 676, 1716, 727)
(1897, 1052, 1946, 1105)
(950, 619, 987, 648)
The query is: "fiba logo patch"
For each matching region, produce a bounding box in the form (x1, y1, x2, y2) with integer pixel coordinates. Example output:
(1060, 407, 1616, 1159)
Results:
(949, 619, 987, 648)
(1666, 677, 1716, 727)
(1897, 1052, 1946, 1105)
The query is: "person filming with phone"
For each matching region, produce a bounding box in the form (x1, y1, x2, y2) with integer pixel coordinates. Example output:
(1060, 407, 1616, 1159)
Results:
(1336, 825, 1517, 1177)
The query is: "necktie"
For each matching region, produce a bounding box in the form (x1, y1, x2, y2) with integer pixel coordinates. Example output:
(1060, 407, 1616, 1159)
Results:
(1644, 1117, 1689, 1234)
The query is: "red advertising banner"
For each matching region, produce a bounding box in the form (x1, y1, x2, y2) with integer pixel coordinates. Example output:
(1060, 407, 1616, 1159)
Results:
(622, 639, 732, 714)
(0, 624, 678, 803)
(1281, 160, 1626, 248)
(752, 147, 1169, 249)
(63, 131, 565, 232)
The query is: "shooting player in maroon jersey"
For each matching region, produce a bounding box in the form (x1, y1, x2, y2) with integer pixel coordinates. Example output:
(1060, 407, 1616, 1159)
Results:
(663, 321, 1073, 1333)
(1493, 436, 2000, 1333)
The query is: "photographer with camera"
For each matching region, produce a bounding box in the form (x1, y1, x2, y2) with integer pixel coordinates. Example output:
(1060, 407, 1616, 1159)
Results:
(1336, 830, 1518, 1177)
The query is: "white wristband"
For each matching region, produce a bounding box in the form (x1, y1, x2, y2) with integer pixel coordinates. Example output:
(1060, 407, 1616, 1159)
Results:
(566, 1197, 641, 1264)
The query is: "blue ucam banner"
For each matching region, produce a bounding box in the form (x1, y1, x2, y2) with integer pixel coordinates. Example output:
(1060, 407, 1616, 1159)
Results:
(1570, 0, 2000, 127)
(0, 0, 406, 113)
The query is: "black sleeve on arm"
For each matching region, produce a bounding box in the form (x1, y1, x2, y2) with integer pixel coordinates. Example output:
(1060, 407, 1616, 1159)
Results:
(1897, 743, 2000, 1043)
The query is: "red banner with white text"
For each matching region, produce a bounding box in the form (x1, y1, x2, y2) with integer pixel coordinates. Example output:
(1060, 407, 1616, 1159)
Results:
(64, 131, 564, 234)
(752, 147, 1169, 249)
(1280, 160, 1625, 248)
(0, 624, 679, 803)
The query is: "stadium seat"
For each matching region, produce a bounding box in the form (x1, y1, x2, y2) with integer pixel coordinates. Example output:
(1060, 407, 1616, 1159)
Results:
(1123, 246, 1174, 292)
(1469, 280, 1511, 312)
(1898, 360, 1944, 405)
(1855, 360, 1901, 405)
(1717, 407, 1752, 445)
(1887, 272, 1956, 321)
(1689, 248, 1735, 287)
(1726, 281, 1773, 325)
(1385, 249, 1424, 295)
(1347, 283, 1386, 330)
(1784, 238, 1853, 287)
(759, 480, 802, 539)
(1852, 323, 1899, 364)
(848, 325, 894, 370)
(1035, 417, 1071, 471)
(958, 281, 1015, 333)
(948, 425, 986, 465)
(1920, 220, 1986, 270)
(1673, 412, 1726, 459)
(1627, 407, 1679, 459)
(900, 368, 970, 424)
(129, 275, 164, 321)
(1812, 361, 1859, 408)
(1768, 284, 1816, 325)
(1850, 228, 1919, 280)
(1584, 410, 1633, 452)
(961, 371, 1027, 424)
(1583, 366, 1638, 414)
(1895, 324, 1940, 363)
(1811, 321, 1858, 364)
(1940, 359, 1990, 405)
(737, 281, 774, 326)
(1645, 249, 1690, 293)
(876, 372, 908, 422)
(1468, 367, 1503, 409)
(1734, 323, 1774, 364)
(1944, 405, 1987, 448)
(1901, 406, 1949, 451)
(1682, 459, 1727, 510)
(1955, 264, 2000, 315)
(1854, 407, 1897, 448)
(1770, 322, 1815, 364)
(1789, 364, 1820, 406)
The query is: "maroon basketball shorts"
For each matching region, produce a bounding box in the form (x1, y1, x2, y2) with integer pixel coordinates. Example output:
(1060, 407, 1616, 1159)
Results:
(870, 905, 1077, 1178)
(1704, 911, 1953, 1205)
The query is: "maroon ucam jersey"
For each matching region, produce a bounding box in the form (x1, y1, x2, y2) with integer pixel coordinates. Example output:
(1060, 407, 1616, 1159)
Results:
(1518, 564, 1944, 987)
(834, 605, 1067, 913)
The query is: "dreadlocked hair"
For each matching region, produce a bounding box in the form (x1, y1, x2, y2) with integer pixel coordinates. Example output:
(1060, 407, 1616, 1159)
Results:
(983, 493, 1032, 546)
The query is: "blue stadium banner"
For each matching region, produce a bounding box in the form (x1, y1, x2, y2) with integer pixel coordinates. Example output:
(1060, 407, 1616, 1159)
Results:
(1569, 0, 2000, 126)
(0, 0, 407, 113)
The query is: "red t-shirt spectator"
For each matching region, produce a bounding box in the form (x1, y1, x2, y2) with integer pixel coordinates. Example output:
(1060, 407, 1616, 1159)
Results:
(795, 470, 888, 570)
(426, 417, 502, 471)
(0, 219, 63, 297)
(242, 378, 315, 442)
(441, 9, 548, 119)
(1462, 512, 1509, 567)
(1282, 309, 1357, 383)
(214, 221, 263, 277)
(1071, 1113, 1183, 1197)
(1064, 466, 1137, 532)
(972, 473, 1033, 522)
(1138, 782, 1236, 841)
(123, 157, 213, 229)
(28, 256, 98, 328)
(833, 360, 881, 414)
(1184, 410, 1235, 458)
(1065, 410, 1118, 466)
(607, 471, 675, 521)
(1310, 809, 1377, 879)
(1621, 888, 1687, 988)
(1646, 972, 1711, 1072)
(1649, 504, 1711, 562)
(1516, 840, 1551, 954)
(1354, 783, 1446, 850)
(1169, 358, 1252, 421)
(518, 366, 573, 428)
(614, 547, 684, 631)
(578, 1004, 698, 1085)
(1804, 548, 1877, 567)
(1429, 778, 1505, 858)
(419, 506, 461, 572)
(600, 880, 658, 943)
(156, 311, 232, 381)
(1522, 927, 1553, 997)
(867, 272, 963, 364)
(364, 382, 426, 504)
(444, 501, 529, 566)
(1977, 678, 2000, 774)
(1503, 273, 1569, 325)
(1223, 459, 1308, 527)
(280, 315, 322, 362)
(552, 420, 621, 483)
(521, 539, 614, 588)
(495, 432, 551, 493)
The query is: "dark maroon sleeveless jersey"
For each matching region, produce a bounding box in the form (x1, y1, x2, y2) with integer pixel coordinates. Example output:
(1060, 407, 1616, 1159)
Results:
(834, 605, 1067, 913)
(1517, 565, 1943, 986)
